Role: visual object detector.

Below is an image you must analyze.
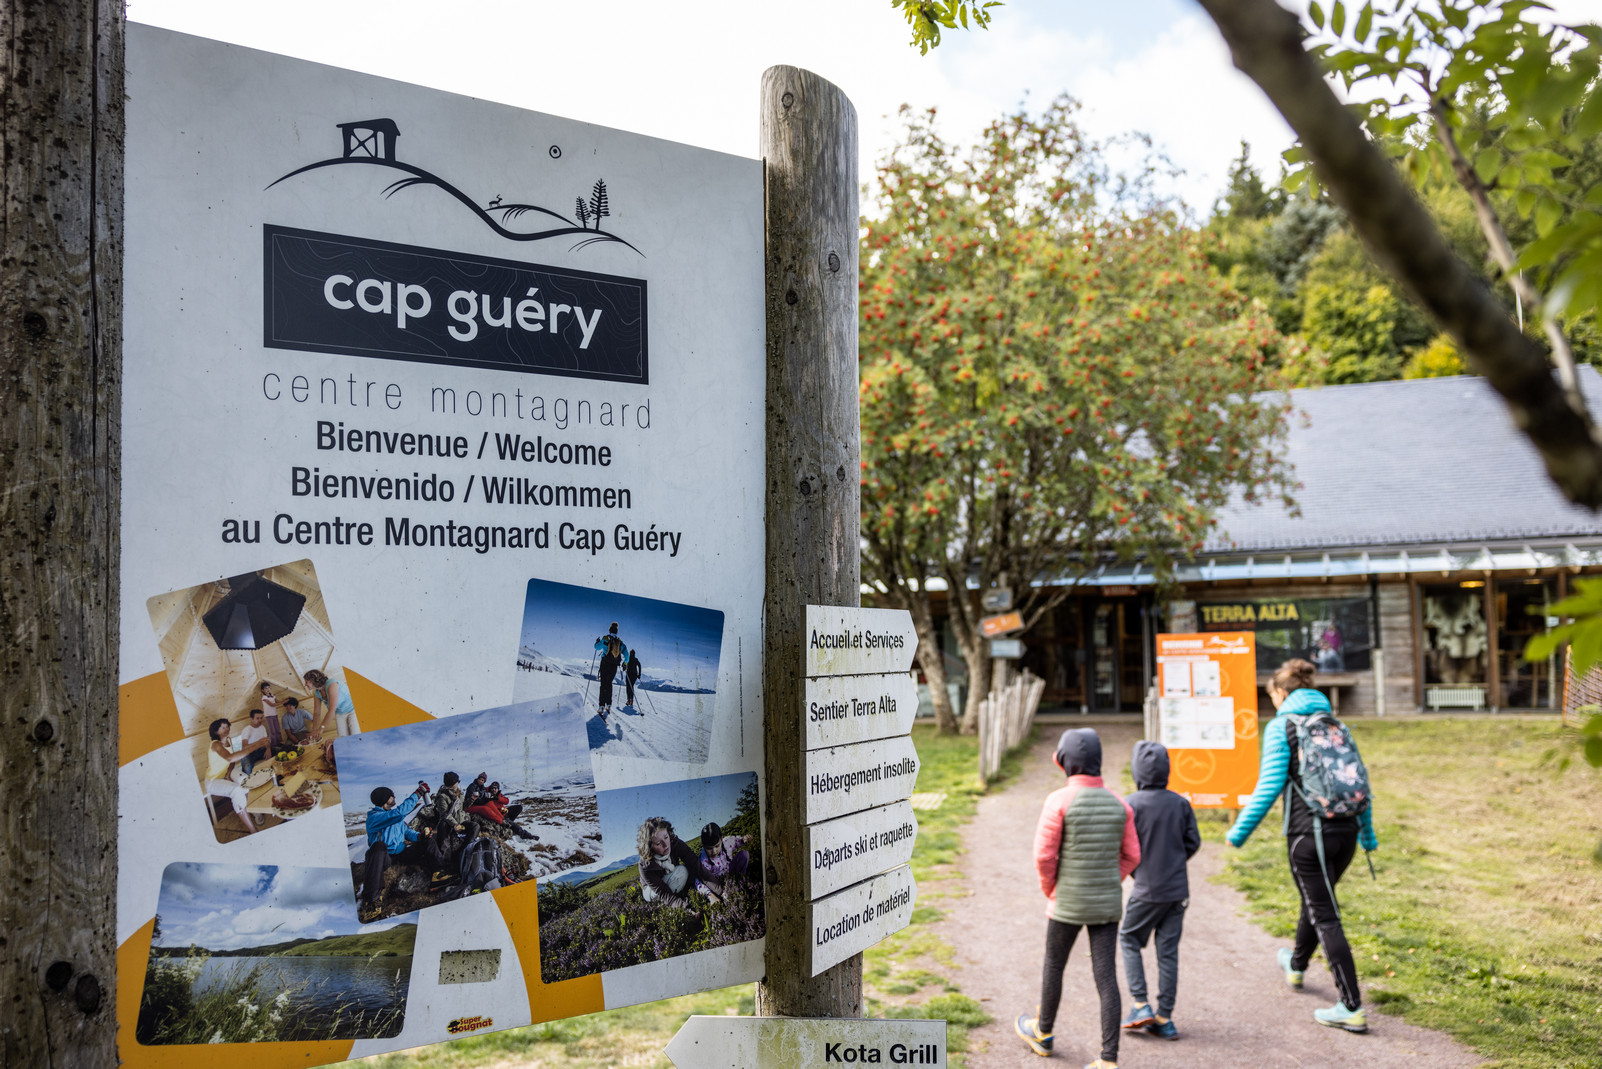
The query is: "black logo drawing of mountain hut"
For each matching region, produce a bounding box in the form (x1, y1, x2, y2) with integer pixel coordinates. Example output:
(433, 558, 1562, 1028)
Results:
(338, 118, 400, 162)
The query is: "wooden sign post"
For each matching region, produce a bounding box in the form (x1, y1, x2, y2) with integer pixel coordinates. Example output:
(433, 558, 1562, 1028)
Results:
(757, 65, 864, 1018)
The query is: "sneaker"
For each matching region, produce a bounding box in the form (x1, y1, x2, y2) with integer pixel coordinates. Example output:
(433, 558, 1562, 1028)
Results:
(1144, 1018, 1179, 1040)
(1083, 1061, 1119, 1069)
(1313, 1002, 1368, 1033)
(1121, 1002, 1155, 1030)
(1278, 947, 1305, 989)
(1014, 1014, 1053, 1057)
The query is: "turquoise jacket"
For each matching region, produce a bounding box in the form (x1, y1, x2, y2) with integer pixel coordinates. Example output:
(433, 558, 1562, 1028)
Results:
(367, 793, 421, 856)
(1226, 688, 1377, 851)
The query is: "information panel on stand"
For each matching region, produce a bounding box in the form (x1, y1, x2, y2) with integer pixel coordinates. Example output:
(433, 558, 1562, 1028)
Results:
(118, 24, 766, 1066)
(1154, 631, 1260, 807)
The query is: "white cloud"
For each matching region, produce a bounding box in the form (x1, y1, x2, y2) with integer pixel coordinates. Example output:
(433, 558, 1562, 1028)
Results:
(125, 0, 1295, 219)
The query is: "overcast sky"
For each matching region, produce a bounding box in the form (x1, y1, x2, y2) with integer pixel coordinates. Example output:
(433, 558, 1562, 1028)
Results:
(336, 699, 591, 804)
(154, 863, 415, 951)
(127, 0, 1602, 220)
(124, 0, 1299, 215)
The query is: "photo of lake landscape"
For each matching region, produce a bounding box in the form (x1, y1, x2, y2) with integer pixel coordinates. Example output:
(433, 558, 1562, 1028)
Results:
(137, 862, 418, 1044)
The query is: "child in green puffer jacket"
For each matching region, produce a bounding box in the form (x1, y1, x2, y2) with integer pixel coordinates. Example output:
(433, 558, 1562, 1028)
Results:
(1015, 728, 1141, 1068)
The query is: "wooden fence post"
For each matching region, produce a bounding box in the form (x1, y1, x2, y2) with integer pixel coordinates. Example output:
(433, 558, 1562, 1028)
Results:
(755, 64, 862, 1018)
(0, 0, 124, 1064)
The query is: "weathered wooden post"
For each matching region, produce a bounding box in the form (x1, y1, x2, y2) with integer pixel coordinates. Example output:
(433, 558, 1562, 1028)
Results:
(756, 65, 862, 1018)
(0, 0, 123, 1064)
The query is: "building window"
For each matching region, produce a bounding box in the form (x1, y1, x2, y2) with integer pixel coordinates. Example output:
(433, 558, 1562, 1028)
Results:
(1496, 578, 1557, 709)
(1195, 596, 1372, 674)
(1421, 582, 1489, 709)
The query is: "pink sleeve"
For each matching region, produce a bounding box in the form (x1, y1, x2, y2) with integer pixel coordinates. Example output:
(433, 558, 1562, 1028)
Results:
(1034, 790, 1067, 899)
(1118, 797, 1141, 881)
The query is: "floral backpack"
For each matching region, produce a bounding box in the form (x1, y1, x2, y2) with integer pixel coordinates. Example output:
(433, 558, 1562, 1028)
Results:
(1285, 711, 1371, 820)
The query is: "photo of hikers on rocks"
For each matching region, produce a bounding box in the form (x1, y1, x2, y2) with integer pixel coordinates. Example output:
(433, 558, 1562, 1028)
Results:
(513, 578, 725, 764)
(335, 700, 601, 923)
(535, 771, 764, 984)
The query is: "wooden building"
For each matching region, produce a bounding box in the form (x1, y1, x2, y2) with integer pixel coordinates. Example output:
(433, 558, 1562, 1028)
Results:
(928, 370, 1602, 716)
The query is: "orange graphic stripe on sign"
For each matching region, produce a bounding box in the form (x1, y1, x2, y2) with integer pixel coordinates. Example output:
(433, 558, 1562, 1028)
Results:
(494, 879, 606, 1020)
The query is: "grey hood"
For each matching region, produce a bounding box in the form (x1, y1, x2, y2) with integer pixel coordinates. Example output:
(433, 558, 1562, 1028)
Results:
(1132, 740, 1170, 790)
(1054, 728, 1102, 778)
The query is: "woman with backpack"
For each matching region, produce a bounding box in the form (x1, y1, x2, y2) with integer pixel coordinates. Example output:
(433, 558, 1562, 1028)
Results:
(594, 623, 628, 717)
(1226, 658, 1377, 1034)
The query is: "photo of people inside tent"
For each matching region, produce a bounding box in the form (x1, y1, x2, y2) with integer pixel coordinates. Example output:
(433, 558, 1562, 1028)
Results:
(146, 561, 353, 844)
(335, 699, 602, 923)
(512, 578, 725, 763)
(535, 771, 763, 984)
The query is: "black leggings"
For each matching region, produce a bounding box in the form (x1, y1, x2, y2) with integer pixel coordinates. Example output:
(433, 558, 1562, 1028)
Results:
(1288, 824, 1361, 1009)
(1039, 918, 1120, 1063)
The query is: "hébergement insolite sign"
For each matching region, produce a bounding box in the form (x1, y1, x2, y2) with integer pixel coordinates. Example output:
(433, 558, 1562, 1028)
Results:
(118, 24, 765, 1065)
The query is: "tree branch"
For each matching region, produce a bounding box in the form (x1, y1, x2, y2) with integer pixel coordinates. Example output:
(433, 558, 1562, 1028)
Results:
(1195, 0, 1602, 508)
(1424, 95, 1584, 414)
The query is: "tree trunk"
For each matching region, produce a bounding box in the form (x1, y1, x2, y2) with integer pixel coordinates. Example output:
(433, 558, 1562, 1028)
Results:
(0, 1, 123, 1065)
(1195, 0, 1602, 508)
(756, 64, 862, 1018)
(958, 639, 990, 735)
(907, 601, 958, 734)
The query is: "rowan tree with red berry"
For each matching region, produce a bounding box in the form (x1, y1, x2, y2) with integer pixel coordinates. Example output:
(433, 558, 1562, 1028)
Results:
(860, 98, 1298, 734)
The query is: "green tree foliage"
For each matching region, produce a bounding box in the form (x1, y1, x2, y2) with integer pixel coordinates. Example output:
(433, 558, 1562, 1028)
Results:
(1303, 0, 1602, 402)
(1302, 281, 1404, 382)
(1216, 141, 1284, 220)
(890, 0, 1001, 54)
(1403, 333, 1467, 377)
(859, 99, 1295, 733)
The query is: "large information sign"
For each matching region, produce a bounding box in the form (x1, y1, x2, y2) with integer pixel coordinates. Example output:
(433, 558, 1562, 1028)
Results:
(118, 25, 766, 1066)
(1154, 632, 1260, 807)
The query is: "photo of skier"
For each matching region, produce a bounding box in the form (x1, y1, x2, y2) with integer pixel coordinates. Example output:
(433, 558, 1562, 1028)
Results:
(513, 578, 724, 764)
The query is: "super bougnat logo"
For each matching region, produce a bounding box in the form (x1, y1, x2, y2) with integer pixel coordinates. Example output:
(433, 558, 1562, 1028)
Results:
(268, 118, 641, 255)
(447, 1015, 493, 1035)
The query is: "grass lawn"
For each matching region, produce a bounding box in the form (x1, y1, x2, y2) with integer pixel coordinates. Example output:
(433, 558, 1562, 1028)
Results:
(336, 722, 1011, 1069)
(1214, 716, 1602, 1069)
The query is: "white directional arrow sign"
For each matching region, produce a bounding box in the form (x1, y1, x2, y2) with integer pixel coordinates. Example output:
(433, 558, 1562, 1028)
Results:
(808, 863, 917, 976)
(805, 799, 918, 900)
(804, 734, 921, 824)
(666, 1015, 947, 1069)
(804, 671, 919, 750)
(805, 605, 918, 677)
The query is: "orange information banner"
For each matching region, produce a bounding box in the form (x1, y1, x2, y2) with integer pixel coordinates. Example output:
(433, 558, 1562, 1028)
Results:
(1155, 632, 1260, 808)
(980, 611, 1024, 637)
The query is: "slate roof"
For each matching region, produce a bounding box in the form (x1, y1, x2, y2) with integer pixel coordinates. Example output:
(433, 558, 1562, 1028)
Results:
(1206, 366, 1602, 553)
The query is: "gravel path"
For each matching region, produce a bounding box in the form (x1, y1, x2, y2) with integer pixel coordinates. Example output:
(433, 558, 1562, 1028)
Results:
(934, 723, 1484, 1068)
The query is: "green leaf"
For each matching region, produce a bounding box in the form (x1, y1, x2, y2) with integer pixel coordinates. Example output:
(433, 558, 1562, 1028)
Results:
(1575, 89, 1602, 141)
(1355, 2, 1373, 43)
(1516, 187, 1539, 218)
(1586, 736, 1602, 767)
(1332, 0, 1346, 35)
(1537, 195, 1565, 237)
(1310, 0, 1326, 30)
(1473, 148, 1502, 185)
(1524, 149, 1571, 170)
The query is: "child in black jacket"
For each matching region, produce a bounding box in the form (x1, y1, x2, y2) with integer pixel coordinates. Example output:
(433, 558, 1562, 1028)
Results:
(1120, 740, 1201, 1040)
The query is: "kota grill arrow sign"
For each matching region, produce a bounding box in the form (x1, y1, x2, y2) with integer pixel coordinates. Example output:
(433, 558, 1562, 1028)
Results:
(666, 1015, 946, 1069)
